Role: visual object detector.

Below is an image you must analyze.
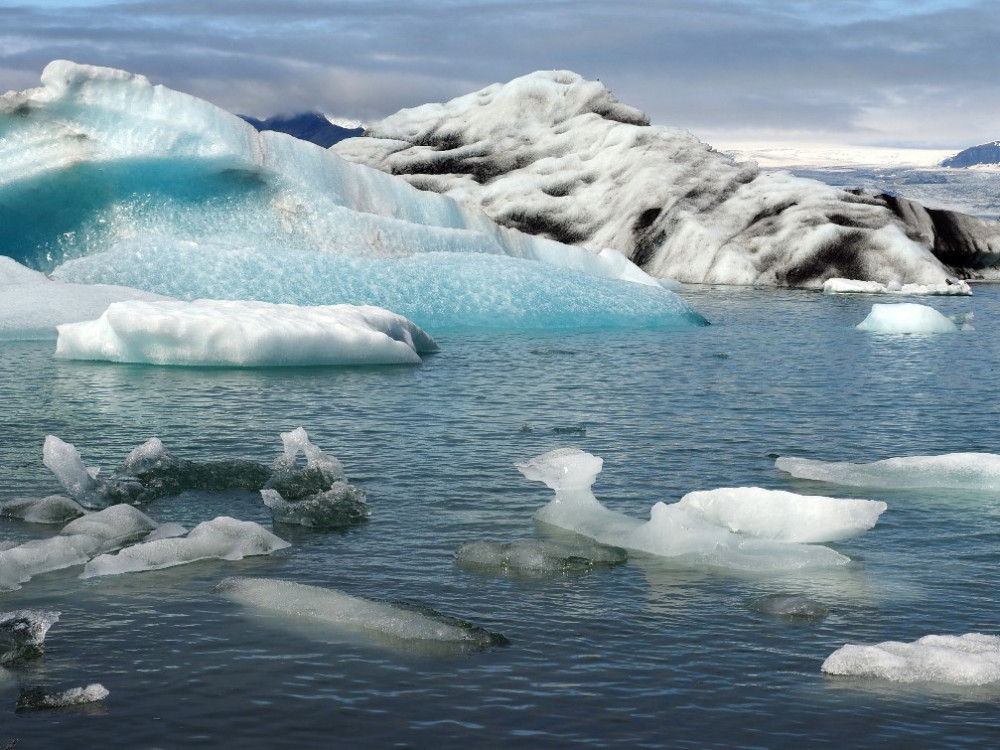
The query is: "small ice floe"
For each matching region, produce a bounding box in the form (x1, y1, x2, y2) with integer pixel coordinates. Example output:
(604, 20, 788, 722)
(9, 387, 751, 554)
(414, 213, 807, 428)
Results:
(455, 539, 627, 577)
(0, 494, 86, 524)
(0, 505, 158, 590)
(0, 609, 60, 665)
(823, 277, 972, 296)
(855, 302, 959, 333)
(216, 576, 509, 652)
(515, 448, 886, 571)
(16, 683, 108, 711)
(822, 633, 1000, 685)
(749, 594, 828, 622)
(80, 516, 290, 579)
(776, 452, 1000, 491)
(260, 427, 369, 528)
(55, 299, 438, 366)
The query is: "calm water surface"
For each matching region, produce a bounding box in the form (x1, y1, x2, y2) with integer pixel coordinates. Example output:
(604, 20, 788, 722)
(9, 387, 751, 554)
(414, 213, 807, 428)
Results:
(2, 285, 1000, 748)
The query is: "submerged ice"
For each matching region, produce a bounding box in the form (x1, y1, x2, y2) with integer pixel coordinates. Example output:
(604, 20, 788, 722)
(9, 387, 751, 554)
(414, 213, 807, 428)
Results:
(516, 448, 886, 571)
(216, 576, 508, 651)
(56, 299, 438, 366)
(454, 539, 627, 577)
(0, 61, 706, 334)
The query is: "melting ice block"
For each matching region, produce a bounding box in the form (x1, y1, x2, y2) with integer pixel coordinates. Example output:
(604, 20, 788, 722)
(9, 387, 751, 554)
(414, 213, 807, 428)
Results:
(515, 448, 885, 571)
(0, 495, 86, 524)
(81, 517, 290, 578)
(216, 576, 508, 651)
(822, 634, 1000, 685)
(776, 452, 1000, 490)
(856, 302, 958, 333)
(56, 299, 438, 366)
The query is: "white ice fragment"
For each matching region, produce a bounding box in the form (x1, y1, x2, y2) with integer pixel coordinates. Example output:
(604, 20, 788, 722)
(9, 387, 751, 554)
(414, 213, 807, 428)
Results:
(674, 488, 886, 543)
(0, 495, 86, 524)
(17, 682, 109, 710)
(776, 452, 1000, 490)
(80, 516, 290, 578)
(822, 633, 1000, 685)
(56, 299, 438, 367)
(856, 302, 958, 333)
(823, 277, 972, 296)
(0, 609, 61, 651)
(42, 435, 107, 508)
(216, 576, 507, 650)
(516, 449, 857, 571)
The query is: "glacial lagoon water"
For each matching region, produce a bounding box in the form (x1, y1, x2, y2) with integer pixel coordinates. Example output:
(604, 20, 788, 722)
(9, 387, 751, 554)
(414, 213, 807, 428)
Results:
(3, 285, 1000, 748)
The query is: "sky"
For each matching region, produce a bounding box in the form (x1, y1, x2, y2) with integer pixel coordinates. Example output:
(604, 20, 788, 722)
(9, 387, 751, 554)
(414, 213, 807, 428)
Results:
(1, 0, 997, 150)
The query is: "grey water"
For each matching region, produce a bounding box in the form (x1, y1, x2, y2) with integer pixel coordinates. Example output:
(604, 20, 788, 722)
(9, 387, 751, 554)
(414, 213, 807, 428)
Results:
(3, 285, 1000, 748)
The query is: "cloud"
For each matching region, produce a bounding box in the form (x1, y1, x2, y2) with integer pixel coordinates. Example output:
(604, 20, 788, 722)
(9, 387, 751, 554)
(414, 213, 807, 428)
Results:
(1, 0, 996, 147)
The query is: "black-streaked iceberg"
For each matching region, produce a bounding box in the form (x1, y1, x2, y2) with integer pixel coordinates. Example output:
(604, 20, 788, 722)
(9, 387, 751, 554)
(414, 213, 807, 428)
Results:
(516, 448, 886, 571)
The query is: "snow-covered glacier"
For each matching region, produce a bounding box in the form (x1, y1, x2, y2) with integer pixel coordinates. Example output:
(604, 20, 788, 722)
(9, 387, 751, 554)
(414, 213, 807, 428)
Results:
(0, 61, 706, 333)
(333, 70, 1000, 287)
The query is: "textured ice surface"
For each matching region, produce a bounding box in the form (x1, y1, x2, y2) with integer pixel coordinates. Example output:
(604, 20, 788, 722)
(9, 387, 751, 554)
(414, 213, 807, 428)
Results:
(515, 449, 869, 571)
(0, 495, 86, 524)
(55, 299, 438, 366)
(0, 61, 705, 333)
(261, 487, 370, 529)
(216, 576, 508, 650)
(856, 302, 959, 333)
(455, 539, 627, 576)
(17, 683, 109, 710)
(0, 256, 170, 340)
(0, 609, 60, 664)
(334, 70, 1000, 287)
(823, 277, 972, 296)
(266, 426, 345, 499)
(822, 634, 1000, 685)
(776, 452, 1000, 490)
(674, 488, 886, 543)
(81, 516, 289, 578)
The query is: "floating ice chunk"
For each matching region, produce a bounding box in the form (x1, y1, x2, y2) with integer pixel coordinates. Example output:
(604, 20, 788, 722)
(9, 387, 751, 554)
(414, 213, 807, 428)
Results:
(455, 539, 626, 577)
(17, 683, 109, 710)
(749, 595, 828, 621)
(856, 302, 958, 333)
(674, 488, 886, 543)
(216, 576, 508, 651)
(0, 495, 86, 524)
(0, 256, 170, 341)
(266, 427, 344, 499)
(776, 452, 1000, 490)
(822, 633, 1000, 685)
(516, 448, 856, 571)
(823, 277, 972, 296)
(261, 487, 369, 529)
(80, 516, 290, 578)
(56, 299, 438, 367)
(60, 504, 159, 553)
(43, 435, 113, 509)
(0, 609, 60, 664)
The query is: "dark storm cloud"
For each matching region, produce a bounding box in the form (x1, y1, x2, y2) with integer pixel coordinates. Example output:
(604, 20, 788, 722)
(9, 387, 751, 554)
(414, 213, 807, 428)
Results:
(1, 0, 996, 146)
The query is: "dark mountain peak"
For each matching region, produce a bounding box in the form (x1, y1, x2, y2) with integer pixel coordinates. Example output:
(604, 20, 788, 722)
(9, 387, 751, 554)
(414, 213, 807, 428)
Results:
(240, 112, 364, 148)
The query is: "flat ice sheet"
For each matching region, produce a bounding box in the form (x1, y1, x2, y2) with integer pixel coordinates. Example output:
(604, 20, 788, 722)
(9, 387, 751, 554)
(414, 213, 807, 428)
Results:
(55, 299, 438, 366)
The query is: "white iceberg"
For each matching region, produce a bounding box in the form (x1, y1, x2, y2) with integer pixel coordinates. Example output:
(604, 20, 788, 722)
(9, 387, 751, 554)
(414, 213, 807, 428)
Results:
(0, 61, 706, 333)
(515, 448, 882, 571)
(776, 452, 1000, 490)
(822, 633, 1000, 685)
(216, 576, 508, 650)
(334, 70, 1000, 287)
(856, 302, 958, 333)
(80, 516, 290, 578)
(55, 299, 438, 366)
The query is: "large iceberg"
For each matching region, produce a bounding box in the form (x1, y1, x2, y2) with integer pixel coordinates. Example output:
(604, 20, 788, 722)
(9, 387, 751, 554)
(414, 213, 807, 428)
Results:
(0, 61, 706, 333)
(776, 452, 1000, 490)
(55, 299, 438, 366)
(822, 634, 1000, 685)
(515, 448, 885, 571)
(334, 70, 1000, 287)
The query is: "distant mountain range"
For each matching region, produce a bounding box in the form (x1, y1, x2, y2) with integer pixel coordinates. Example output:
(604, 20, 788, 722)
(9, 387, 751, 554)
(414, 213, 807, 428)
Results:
(239, 112, 363, 148)
(941, 141, 1000, 168)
